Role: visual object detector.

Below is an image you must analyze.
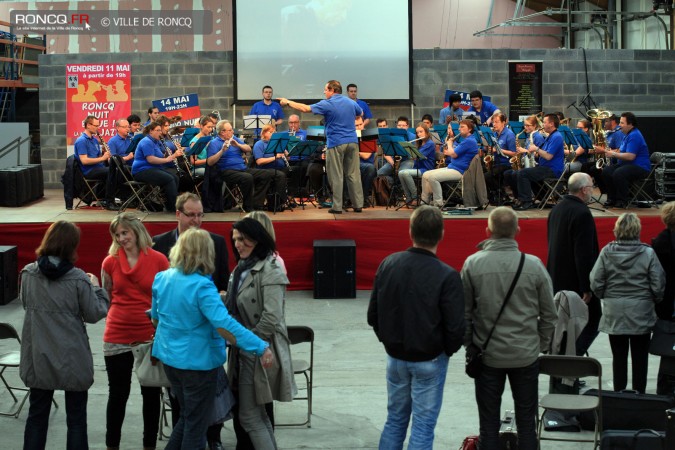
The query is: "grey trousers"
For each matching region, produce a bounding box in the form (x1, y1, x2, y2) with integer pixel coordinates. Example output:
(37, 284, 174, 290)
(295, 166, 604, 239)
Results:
(238, 353, 277, 450)
(326, 142, 363, 211)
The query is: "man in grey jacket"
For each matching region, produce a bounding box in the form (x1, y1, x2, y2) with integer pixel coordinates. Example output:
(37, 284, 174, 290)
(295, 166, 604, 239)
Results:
(462, 207, 557, 450)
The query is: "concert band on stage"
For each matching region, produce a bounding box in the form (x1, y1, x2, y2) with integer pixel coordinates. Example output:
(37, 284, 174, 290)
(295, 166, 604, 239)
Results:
(74, 82, 652, 214)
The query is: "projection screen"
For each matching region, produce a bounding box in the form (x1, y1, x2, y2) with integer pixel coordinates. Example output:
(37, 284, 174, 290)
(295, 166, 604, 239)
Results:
(234, 0, 412, 102)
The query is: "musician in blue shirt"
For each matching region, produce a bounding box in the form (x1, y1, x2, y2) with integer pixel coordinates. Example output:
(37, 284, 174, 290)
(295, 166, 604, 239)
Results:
(108, 119, 134, 164)
(398, 123, 437, 207)
(285, 114, 310, 198)
(439, 93, 464, 124)
(74, 115, 115, 207)
(132, 121, 182, 212)
(514, 114, 565, 210)
(422, 119, 479, 207)
(485, 113, 517, 203)
(206, 120, 273, 212)
(377, 116, 416, 184)
(468, 90, 500, 126)
(253, 124, 288, 211)
(347, 84, 373, 127)
(250, 85, 284, 128)
(601, 112, 652, 209)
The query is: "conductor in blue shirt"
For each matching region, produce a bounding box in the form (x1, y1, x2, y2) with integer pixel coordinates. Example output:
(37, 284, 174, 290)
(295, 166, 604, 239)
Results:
(278, 80, 364, 214)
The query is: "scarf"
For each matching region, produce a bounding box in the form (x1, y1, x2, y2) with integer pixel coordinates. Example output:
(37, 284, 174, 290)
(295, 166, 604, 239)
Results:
(224, 256, 258, 320)
(37, 255, 74, 280)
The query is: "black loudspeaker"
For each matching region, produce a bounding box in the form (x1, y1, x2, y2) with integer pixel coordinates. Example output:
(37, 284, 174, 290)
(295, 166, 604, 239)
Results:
(0, 246, 18, 305)
(313, 240, 356, 299)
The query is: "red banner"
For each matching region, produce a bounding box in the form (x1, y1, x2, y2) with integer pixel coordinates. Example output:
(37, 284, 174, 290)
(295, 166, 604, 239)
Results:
(66, 63, 131, 146)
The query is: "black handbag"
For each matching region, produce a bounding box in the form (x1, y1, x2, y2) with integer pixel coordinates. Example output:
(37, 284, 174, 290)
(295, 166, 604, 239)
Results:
(465, 252, 525, 379)
(649, 319, 675, 357)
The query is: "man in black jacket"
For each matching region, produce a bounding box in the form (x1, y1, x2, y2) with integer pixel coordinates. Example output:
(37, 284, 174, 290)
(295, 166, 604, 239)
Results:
(152, 192, 229, 292)
(367, 205, 465, 449)
(547, 172, 600, 356)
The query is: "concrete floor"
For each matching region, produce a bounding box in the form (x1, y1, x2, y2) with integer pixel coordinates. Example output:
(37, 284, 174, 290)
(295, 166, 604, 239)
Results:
(0, 290, 664, 449)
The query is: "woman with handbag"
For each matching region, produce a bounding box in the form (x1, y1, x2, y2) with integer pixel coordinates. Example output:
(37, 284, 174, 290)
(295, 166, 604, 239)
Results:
(101, 213, 169, 450)
(151, 228, 274, 450)
(226, 218, 296, 449)
(20, 221, 109, 450)
(591, 212, 665, 393)
(651, 201, 675, 395)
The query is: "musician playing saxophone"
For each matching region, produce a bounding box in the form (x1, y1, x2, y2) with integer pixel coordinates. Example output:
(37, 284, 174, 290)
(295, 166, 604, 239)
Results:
(131, 121, 183, 213)
(504, 115, 545, 202)
(600, 112, 651, 209)
(485, 113, 517, 204)
(513, 113, 565, 210)
(206, 120, 274, 213)
(421, 119, 478, 207)
(253, 124, 289, 212)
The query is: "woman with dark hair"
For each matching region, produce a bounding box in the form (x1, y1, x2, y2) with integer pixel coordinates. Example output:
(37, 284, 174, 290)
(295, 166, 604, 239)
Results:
(226, 218, 295, 449)
(101, 213, 169, 450)
(398, 122, 437, 207)
(652, 201, 675, 394)
(19, 221, 109, 450)
(132, 120, 183, 212)
(591, 212, 665, 393)
(151, 228, 273, 450)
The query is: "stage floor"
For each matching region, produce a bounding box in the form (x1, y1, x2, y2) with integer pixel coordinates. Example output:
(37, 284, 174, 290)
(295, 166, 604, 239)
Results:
(0, 189, 666, 291)
(0, 189, 664, 224)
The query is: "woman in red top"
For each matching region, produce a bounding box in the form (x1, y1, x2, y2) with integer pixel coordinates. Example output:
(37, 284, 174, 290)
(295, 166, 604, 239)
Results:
(101, 213, 169, 450)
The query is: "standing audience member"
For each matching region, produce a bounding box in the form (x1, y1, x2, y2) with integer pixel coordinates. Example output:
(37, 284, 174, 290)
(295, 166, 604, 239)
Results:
(151, 228, 274, 450)
(591, 213, 665, 393)
(20, 221, 109, 450)
(101, 213, 169, 450)
(652, 201, 675, 395)
(245, 211, 287, 274)
(547, 172, 601, 356)
(367, 206, 465, 449)
(462, 207, 557, 450)
(225, 219, 295, 449)
(278, 80, 364, 214)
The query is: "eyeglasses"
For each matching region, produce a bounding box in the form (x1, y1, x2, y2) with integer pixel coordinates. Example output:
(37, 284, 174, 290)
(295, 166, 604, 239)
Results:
(180, 211, 204, 219)
(582, 185, 594, 190)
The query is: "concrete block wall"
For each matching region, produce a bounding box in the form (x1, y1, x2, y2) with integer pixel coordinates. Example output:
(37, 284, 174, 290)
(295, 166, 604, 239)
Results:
(39, 48, 675, 188)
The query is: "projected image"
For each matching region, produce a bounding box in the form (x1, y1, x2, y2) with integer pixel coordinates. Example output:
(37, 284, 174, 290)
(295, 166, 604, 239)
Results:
(235, 0, 411, 101)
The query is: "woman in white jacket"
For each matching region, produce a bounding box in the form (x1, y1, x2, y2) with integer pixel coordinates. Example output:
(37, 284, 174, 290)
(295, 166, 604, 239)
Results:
(591, 212, 665, 393)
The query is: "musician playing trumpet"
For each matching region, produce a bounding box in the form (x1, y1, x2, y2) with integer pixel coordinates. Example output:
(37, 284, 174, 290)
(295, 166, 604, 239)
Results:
(132, 121, 183, 213)
(421, 119, 479, 208)
(74, 115, 115, 209)
(253, 124, 289, 212)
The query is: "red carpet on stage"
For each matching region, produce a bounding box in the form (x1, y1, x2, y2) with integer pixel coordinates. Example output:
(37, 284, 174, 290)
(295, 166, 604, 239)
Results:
(0, 217, 664, 291)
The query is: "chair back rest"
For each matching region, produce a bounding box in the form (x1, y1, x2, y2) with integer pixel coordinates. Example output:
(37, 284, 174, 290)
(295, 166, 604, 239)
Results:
(112, 155, 134, 182)
(287, 325, 314, 345)
(538, 355, 601, 379)
(0, 323, 20, 342)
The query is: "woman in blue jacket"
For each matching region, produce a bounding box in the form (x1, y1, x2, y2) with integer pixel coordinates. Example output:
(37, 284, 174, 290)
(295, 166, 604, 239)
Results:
(151, 228, 273, 450)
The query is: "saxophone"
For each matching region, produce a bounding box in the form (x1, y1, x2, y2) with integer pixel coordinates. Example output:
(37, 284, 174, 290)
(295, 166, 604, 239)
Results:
(510, 129, 525, 170)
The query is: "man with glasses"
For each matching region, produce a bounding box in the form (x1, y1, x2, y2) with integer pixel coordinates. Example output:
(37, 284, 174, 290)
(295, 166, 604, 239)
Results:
(108, 118, 134, 164)
(74, 114, 115, 209)
(151, 192, 229, 450)
(547, 172, 601, 356)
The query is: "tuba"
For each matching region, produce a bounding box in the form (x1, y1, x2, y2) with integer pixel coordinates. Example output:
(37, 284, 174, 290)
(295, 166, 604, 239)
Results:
(588, 109, 612, 169)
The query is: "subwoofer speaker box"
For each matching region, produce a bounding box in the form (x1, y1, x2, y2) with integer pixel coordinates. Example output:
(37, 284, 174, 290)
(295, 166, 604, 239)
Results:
(0, 246, 18, 305)
(313, 240, 356, 299)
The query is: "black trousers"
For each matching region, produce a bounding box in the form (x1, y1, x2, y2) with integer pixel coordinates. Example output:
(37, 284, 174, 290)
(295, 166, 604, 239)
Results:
(608, 333, 651, 393)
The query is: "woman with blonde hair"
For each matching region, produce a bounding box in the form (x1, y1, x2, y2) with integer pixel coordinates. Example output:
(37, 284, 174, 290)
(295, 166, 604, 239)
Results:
(20, 221, 109, 449)
(591, 212, 665, 393)
(101, 212, 169, 450)
(151, 228, 273, 449)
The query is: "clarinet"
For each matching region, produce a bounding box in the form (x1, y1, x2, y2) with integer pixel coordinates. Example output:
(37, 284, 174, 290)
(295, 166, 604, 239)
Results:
(160, 138, 183, 174)
(96, 132, 110, 155)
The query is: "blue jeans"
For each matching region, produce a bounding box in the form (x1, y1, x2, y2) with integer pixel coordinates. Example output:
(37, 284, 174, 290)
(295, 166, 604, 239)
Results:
(379, 353, 449, 450)
(475, 360, 539, 450)
(163, 364, 217, 450)
(24, 388, 88, 450)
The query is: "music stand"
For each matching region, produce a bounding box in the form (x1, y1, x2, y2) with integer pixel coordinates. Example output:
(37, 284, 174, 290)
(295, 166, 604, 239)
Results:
(395, 141, 427, 210)
(264, 132, 293, 214)
(378, 128, 410, 210)
(288, 140, 322, 209)
(306, 127, 326, 141)
(433, 125, 448, 141)
(244, 114, 273, 140)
